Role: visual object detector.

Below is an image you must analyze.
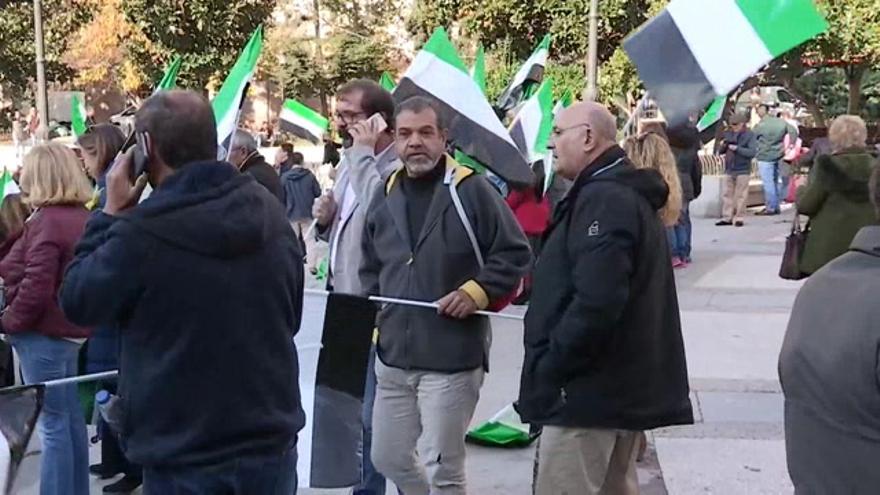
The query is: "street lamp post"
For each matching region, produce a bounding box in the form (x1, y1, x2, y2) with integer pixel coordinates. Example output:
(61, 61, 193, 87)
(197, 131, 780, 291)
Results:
(584, 0, 599, 101)
(33, 0, 49, 142)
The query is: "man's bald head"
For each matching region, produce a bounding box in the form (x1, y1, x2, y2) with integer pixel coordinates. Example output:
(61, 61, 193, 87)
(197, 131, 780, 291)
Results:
(136, 90, 218, 169)
(549, 101, 619, 180)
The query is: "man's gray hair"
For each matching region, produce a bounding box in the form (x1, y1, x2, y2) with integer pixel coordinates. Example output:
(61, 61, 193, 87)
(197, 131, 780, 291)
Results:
(232, 129, 258, 152)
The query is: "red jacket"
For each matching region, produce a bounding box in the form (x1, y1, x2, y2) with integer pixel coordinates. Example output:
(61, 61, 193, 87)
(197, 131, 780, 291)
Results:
(506, 189, 551, 236)
(0, 205, 91, 338)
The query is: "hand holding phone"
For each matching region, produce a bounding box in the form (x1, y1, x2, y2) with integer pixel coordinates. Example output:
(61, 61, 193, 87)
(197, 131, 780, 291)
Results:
(104, 147, 149, 216)
(349, 113, 387, 149)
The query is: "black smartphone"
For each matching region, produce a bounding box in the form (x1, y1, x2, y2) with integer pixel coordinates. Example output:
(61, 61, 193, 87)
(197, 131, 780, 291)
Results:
(132, 132, 149, 179)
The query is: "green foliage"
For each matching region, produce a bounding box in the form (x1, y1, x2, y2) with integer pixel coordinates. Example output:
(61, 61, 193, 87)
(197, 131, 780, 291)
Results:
(794, 67, 880, 120)
(120, 0, 276, 91)
(0, 0, 92, 102)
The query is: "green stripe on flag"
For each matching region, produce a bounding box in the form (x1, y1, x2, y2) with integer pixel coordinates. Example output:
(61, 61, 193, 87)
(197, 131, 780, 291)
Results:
(155, 56, 182, 92)
(735, 0, 828, 57)
(454, 149, 487, 173)
(423, 27, 469, 74)
(282, 99, 329, 130)
(533, 79, 555, 158)
(0, 169, 20, 200)
(379, 71, 396, 92)
(697, 95, 726, 132)
(71, 94, 87, 139)
(471, 44, 487, 96)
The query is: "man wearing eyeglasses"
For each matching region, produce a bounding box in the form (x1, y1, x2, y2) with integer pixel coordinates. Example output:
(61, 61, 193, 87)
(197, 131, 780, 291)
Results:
(517, 102, 693, 495)
(311, 79, 399, 495)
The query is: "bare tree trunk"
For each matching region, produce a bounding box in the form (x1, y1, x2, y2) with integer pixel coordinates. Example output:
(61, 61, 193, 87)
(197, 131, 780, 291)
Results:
(845, 64, 866, 115)
(313, 0, 329, 116)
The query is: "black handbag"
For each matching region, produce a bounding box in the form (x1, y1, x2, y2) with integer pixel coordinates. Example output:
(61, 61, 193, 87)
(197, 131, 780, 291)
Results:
(779, 212, 809, 280)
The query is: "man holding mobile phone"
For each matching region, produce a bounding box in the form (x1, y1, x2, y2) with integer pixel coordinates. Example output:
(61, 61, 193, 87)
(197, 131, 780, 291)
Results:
(60, 90, 304, 494)
(310, 79, 399, 495)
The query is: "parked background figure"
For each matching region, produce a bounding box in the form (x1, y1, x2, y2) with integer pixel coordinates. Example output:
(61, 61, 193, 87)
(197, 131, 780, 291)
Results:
(506, 162, 550, 305)
(281, 151, 322, 275)
(623, 132, 684, 266)
(796, 115, 879, 276)
(779, 166, 880, 492)
(716, 114, 758, 227)
(0, 143, 93, 495)
(76, 123, 143, 493)
(667, 123, 702, 264)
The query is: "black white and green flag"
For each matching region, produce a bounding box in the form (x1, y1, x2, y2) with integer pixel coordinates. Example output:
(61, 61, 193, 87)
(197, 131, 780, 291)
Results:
(543, 90, 574, 194)
(394, 27, 531, 186)
(212, 26, 263, 153)
(279, 99, 329, 144)
(470, 44, 487, 96)
(495, 34, 550, 114)
(154, 56, 183, 94)
(71, 94, 88, 139)
(624, 0, 827, 126)
(509, 79, 554, 164)
(379, 71, 396, 92)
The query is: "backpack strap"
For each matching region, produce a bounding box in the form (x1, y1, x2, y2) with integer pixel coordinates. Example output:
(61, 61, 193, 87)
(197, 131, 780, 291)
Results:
(444, 167, 484, 268)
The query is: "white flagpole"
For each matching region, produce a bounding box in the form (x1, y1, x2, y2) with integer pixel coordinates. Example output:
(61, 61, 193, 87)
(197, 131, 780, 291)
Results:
(303, 289, 525, 322)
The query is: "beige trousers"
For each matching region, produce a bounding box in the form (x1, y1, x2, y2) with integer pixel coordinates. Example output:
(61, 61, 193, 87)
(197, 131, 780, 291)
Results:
(722, 175, 751, 222)
(290, 219, 318, 271)
(534, 427, 640, 495)
(371, 359, 484, 495)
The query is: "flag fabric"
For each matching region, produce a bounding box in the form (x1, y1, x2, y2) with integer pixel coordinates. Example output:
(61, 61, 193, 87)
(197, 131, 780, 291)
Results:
(154, 56, 183, 93)
(0, 385, 44, 493)
(0, 170, 20, 201)
(697, 95, 727, 132)
(543, 90, 574, 194)
(623, 0, 827, 126)
(212, 26, 264, 152)
(454, 149, 487, 174)
(509, 79, 554, 164)
(279, 99, 329, 144)
(296, 291, 376, 489)
(470, 44, 487, 96)
(467, 404, 536, 448)
(394, 27, 532, 186)
(495, 34, 551, 114)
(71, 94, 87, 139)
(379, 71, 396, 92)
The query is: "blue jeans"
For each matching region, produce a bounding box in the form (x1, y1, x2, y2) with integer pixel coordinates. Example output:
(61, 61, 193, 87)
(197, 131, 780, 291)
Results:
(758, 160, 783, 212)
(355, 346, 388, 495)
(143, 443, 298, 495)
(667, 203, 692, 260)
(8, 332, 89, 495)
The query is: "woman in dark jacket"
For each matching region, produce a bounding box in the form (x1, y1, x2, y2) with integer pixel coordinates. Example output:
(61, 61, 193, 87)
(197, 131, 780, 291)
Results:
(667, 124, 702, 263)
(0, 144, 93, 495)
(77, 124, 143, 492)
(797, 115, 879, 275)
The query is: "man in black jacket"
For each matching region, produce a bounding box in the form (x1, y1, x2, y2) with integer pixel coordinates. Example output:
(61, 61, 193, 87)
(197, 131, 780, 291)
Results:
(517, 102, 693, 495)
(60, 90, 305, 494)
(228, 128, 284, 201)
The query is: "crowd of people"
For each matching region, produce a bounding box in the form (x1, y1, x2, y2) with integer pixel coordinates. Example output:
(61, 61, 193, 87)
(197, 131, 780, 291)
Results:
(0, 72, 876, 495)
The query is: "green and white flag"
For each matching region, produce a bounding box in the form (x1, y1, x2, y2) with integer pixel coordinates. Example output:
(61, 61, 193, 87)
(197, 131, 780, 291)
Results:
(543, 89, 574, 194)
(394, 27, 531, 186)
(154, 56, 183, 93)
(509, 79, 554, 164)
(379, 71, 396, 92)
(279, 99, 329, 144)
(467, 404, 535, 448)
(0, 169, 20, 201)
(71, 94, 87, 139)
(470, 44, 487, 96)
(697, 95, 727, 132)
(496, 34, 551, 114)
(624, 0, 827, 126)
(212, 26, 264, 151)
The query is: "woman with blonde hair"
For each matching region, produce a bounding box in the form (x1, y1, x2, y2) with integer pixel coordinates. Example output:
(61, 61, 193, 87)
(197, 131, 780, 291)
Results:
(624, 132, 685, 266)
(0, 143, 93, 495)
(797, 115, 879, 275)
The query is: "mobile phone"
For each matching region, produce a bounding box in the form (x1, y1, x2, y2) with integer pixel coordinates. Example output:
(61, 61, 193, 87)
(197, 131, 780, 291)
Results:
(366, 113, 388, 134)
(132, 132, 149, 179)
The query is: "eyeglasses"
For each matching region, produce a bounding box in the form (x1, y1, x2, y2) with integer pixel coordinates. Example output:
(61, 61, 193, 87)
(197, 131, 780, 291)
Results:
(334, 111, 366, 125)
(551, 123, 591, 140)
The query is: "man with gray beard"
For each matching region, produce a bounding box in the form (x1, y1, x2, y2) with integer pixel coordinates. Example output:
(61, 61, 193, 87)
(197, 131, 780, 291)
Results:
(360, 96, 531, 495)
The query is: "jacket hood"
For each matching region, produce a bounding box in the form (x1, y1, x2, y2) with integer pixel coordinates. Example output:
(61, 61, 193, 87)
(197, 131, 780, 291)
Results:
(850, 226, 880, 257)
(121, 161, 288, 259)
(815, 151, 877, 199)
(282, 167, 311, 182)
(601, 166, 670, 212)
